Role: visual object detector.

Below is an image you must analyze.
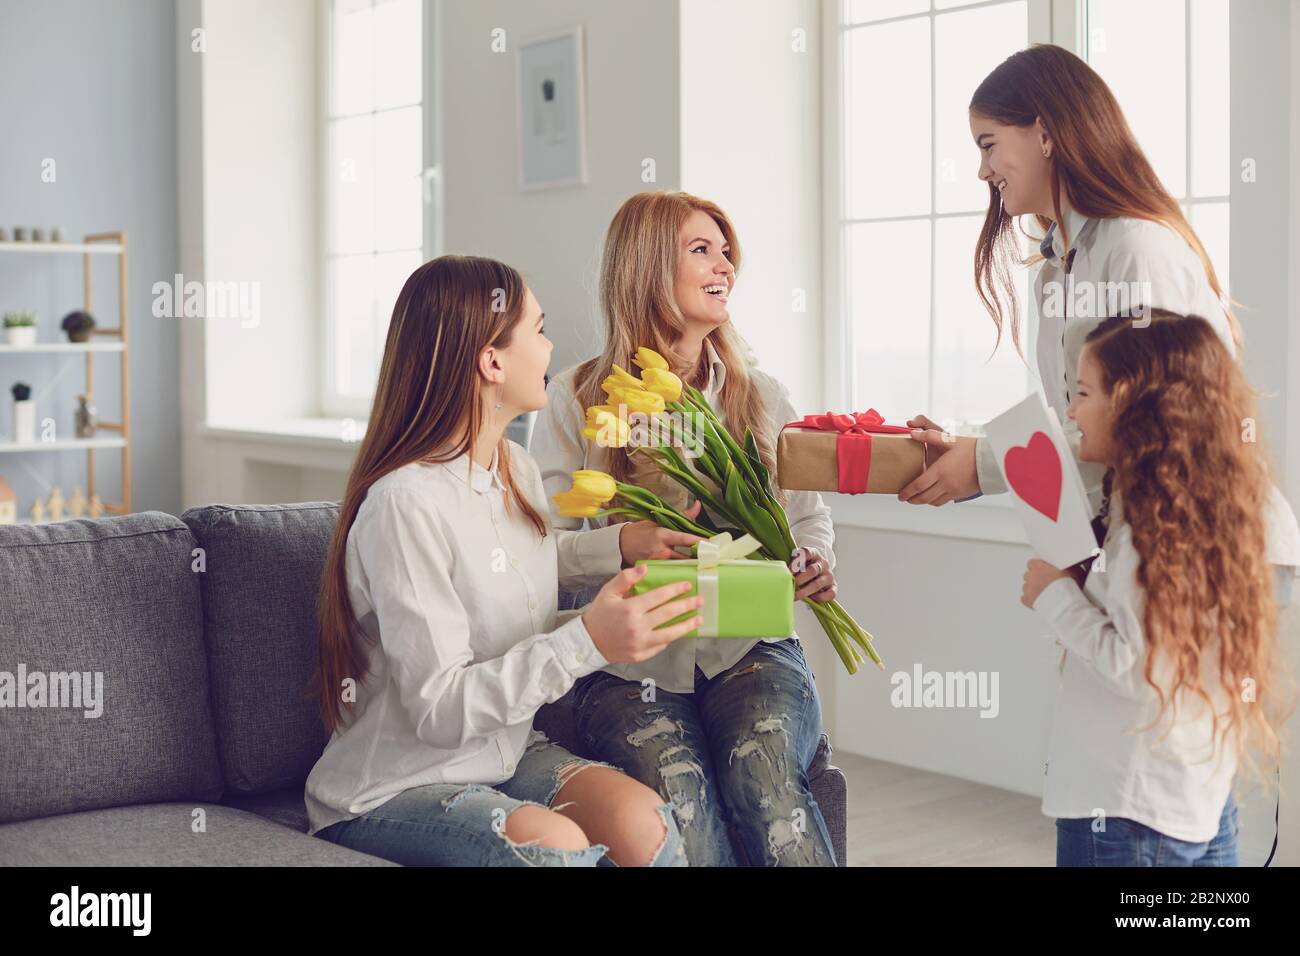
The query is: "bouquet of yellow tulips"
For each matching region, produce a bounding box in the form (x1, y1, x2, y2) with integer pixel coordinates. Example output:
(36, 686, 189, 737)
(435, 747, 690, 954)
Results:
(553, 347, 882, 674)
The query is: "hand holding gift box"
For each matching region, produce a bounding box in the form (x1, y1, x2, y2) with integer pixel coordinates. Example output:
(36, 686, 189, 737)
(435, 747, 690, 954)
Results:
(983, 392, 1097, 569)
(631, 532, 794, 639)
(777, 410, 927, 495)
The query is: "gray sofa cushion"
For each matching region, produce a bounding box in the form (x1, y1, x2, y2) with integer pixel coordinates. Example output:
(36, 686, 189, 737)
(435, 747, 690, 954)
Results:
(0, 513, 223, 824)
(0, 803, 396, 865)
(181, 503, 339, 795)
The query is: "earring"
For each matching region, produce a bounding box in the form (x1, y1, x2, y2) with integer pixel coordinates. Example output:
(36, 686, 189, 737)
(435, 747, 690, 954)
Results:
(1042, 146, 1051, 158)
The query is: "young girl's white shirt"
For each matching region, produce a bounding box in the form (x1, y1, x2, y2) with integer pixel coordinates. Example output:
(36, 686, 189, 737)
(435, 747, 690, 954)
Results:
(304, 443, 624, 835)
(531, 337, 837, 694)
(975, 207, 1300, 589)
(1031, 491, 1245, 843)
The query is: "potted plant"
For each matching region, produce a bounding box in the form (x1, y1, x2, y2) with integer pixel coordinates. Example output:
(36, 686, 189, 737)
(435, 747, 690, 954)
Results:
(11, 382, 35, 444)
(61, 310, 96, 343)
(4, 312, 37, 347)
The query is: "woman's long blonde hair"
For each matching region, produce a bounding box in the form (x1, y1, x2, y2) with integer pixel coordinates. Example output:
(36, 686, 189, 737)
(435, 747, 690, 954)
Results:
(308, 255, 547, 734)
(970, 44, 1239, 355)
(573, 191, 782, 501)
(1086, 311, 1290, 784)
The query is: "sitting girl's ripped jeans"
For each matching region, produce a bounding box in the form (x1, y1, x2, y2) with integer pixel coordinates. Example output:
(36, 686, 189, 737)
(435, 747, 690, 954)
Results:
(572, 636, 836, 867)
(314, 729, 687, 867)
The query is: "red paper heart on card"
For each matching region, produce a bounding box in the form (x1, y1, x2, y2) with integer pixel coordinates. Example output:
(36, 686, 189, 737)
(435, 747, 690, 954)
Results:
(1004, 431, 1062, 522)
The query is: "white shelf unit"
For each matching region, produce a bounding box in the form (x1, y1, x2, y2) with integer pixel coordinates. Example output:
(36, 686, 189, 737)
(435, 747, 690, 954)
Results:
(1, 232, 131, 518)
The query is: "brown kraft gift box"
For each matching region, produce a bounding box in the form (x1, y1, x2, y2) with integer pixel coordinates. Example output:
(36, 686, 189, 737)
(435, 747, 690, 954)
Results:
(776, 428, 926, 494)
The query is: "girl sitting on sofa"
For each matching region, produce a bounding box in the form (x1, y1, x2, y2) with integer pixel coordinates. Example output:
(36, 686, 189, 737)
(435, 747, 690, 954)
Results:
(305, 254, 708, 867)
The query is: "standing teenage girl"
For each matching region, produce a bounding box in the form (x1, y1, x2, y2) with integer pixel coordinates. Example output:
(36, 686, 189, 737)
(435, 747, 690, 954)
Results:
(900, 43, 1298, 593)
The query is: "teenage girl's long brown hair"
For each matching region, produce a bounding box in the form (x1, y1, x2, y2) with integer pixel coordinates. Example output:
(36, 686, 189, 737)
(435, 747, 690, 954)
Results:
(308, 255, 548, 734)
(1085, 311, 1289, 782)
(970, 44, 1237, 356)
(573, 191, 783, 503)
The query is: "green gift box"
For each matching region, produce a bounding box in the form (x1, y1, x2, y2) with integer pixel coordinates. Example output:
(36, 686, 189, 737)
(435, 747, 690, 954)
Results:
(630, 555, 794, 639)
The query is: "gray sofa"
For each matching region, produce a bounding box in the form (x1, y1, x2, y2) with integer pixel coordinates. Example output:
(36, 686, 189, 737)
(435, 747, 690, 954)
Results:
(0, 502, 846, 866)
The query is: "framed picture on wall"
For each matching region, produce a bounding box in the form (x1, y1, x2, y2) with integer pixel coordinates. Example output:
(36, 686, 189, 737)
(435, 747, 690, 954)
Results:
(515, 26, 589, 190)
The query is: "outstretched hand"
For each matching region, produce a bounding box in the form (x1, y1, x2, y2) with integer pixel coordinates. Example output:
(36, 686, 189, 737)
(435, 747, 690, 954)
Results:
(897, 414, 980, 506)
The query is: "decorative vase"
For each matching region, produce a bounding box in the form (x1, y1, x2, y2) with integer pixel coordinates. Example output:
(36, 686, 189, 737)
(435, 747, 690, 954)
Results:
(5, 326, 36, 347)
(13, 400, 35, 444)
(68, 327, 91, 343)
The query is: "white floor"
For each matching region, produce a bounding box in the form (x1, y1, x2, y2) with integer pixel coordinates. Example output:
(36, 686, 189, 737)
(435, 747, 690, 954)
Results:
(839, 752, 1056, 866)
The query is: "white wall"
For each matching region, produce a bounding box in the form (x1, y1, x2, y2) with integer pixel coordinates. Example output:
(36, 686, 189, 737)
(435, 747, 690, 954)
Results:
(176, 0, 327, 509)
(679, 0, 823, 415)
(198, 0, 319, 426)
(438, 0, 682, 377)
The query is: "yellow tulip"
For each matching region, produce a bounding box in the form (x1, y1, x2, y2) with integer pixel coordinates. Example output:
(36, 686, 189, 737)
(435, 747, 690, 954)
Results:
(632, 347, 669, 372)
(571, 469, 617, 502)
(602, 364, 643, 394)
(608, 387, 665, 416)
(581, 406, 631, 447)
(552, 490, 602, 519)
(640, 367, 683, 402)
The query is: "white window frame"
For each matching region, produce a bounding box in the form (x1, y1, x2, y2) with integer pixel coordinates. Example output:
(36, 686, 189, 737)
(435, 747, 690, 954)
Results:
(319, 0, 442, 420)
(821, 0, 1088, 542)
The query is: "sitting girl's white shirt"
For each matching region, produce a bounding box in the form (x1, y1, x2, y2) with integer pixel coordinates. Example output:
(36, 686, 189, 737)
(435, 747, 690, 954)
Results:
(1030, 491, 1240, 844)
(304, 442, 624, 836)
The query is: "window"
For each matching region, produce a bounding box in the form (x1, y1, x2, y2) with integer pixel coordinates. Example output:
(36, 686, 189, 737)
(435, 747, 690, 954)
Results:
(1085, 0, 1230, 294)
(324, 0, 426, 415)
(832, 0, 1050, 433)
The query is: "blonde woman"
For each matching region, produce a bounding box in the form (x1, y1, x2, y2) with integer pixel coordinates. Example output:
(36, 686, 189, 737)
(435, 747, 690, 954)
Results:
(306, 255, 701, 867)
(532, 192, 838, 867)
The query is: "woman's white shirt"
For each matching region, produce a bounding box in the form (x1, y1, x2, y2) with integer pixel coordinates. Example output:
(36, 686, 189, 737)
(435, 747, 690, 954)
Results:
(976, 207, 1233, 502)
(1030, 492, 1238, 843)
(530, 338, 837, 695)
(303, 442, 625, 835)
(973, 208, 1300, 588)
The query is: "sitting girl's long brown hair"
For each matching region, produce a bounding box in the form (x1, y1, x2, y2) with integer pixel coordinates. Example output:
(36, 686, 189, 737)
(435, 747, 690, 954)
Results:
(308, 255, 548, 734)
(1085, 311, 1289, 782)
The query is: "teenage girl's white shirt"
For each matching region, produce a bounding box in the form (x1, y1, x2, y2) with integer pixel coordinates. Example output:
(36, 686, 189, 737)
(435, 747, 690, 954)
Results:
(304, 443, 624, 836)
(974, 207, 1300, 587)
(1031, 490, 1249, 843)
(531, 337, 837, 695)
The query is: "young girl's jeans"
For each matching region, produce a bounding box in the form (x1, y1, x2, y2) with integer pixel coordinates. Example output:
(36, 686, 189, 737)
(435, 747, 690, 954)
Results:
(1055, 793, 1239, 866)
(314, 729, 687, 866)
(571, 636, 836, 867)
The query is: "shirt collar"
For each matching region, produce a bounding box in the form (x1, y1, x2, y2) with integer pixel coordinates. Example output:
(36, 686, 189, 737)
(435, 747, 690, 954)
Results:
(700, 337, 727, 396)
(443, 445, 505, 494)
(1040, 205, 1091, 261)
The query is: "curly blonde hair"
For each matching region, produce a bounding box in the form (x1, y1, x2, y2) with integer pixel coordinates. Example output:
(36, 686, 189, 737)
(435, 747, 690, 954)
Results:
(1085, 310, 1291, 786)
